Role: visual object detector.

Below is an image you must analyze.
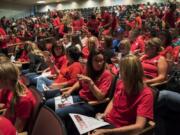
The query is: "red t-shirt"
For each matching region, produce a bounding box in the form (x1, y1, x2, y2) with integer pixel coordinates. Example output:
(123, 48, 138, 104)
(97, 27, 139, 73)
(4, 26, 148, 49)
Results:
(141, 54, 161, 79)
(0, 88, 36, 124)
(105, 80, 153, 127)
(0, 27, 7, 49)
(159, 46, 173, 58)
(50, 55, 67, 75)
(54, 62, 84, 86)
(53, 17, 61, 27)
(135, 16, 142, 29)
(79, 70, 113, 101)
(163, 10, 176, 28)
(54, 55, 67, 69)
(18, 51, 29, 62)
(82, 46, 89, 59)
(173, 46, 180, 62)
(72, 18, 84, 32)
(87, 19, 100, 33)
(0, 116, 16, 135)
(100, 12, 111, 27)
(130, 35, 145, 53)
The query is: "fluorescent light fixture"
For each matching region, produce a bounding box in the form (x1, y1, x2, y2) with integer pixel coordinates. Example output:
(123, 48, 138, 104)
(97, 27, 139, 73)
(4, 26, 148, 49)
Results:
(37, 0, 46, 4)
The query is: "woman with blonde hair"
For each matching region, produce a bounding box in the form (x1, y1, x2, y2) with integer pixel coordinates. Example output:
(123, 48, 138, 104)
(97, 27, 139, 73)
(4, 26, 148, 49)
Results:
(140, 37, 168, 85)
(21, 41, 48, 85)
(90, 55, 153, 135)
(82, 36, 99, 59)
(0, 62, 35, 133)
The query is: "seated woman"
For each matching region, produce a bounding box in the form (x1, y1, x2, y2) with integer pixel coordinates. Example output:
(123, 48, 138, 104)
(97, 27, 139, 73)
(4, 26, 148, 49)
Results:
(140, 37, 168, 85)
(90, 54, 153, 135)
(82, 36, 100, 59)
(21, 41, 48, 82)
(36, 46, 84, 92)
(0, 116, 17, 135)
(0, 62, 35, 133)
(45, 48, 113, 134)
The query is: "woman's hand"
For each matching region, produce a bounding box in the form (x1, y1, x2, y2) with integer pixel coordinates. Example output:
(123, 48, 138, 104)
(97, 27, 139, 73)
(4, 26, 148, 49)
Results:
(62, 90, 71, 98)
(96, 113, 105, 120)
(77, 74, 92, 84)
(88, 129, 105, 135)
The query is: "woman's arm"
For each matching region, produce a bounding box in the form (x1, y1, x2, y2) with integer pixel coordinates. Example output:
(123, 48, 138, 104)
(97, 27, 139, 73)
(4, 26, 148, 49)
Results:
(91, 116, 147, 135)
(77, 74, 109, 101)
(104, 98, 113, 116)
(145, 56, 168, 85)
(42, 67, 50, 73)
(62, 81, 81, 97)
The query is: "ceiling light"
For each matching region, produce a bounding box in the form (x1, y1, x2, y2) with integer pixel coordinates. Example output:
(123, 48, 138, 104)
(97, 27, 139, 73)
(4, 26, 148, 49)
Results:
(36, 0, 46, 4)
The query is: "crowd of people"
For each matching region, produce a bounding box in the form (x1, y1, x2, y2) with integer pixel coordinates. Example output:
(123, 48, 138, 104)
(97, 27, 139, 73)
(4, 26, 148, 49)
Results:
(0, 1, 180, 135)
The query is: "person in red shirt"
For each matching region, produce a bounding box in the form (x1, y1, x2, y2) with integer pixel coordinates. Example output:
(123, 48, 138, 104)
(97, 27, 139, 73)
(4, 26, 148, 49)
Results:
(129, 29, 145, 55)
(99, 10, 113, 35)
(163, 4, 177, 28)
(90, 54, 153, 135)
(0, 116, 17, 135)
(44, 48, 113, 135)
(140, 38, 168, 85)
(71, 11, 84, 33)
(36, 46, 83, 92)
(0, 62, 35, 133)
(158, 30, 173, 64)
(0, 25, 7, 55)
(82, 36, 99, 59)
(87, 14, 100, 37)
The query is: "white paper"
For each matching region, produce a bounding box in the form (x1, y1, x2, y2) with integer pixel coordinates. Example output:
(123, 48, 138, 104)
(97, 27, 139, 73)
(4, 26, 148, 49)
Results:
(35, 72, 51, 79)
(54, 96, 74, 110)
(69, 113, 110, 135)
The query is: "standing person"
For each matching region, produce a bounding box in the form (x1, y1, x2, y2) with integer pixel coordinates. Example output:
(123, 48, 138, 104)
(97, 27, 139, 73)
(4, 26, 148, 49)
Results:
(90, 55, 153, 135)
(0, 62, 35, 133)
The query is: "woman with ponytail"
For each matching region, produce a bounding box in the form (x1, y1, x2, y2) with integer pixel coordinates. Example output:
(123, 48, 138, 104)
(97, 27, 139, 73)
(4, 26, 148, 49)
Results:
(0, 62, 35, 133)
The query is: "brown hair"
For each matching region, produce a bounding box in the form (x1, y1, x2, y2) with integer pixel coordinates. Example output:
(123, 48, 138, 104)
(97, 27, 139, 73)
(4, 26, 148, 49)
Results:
(0, 62, 25, 114)
(120, 54, 144, 95)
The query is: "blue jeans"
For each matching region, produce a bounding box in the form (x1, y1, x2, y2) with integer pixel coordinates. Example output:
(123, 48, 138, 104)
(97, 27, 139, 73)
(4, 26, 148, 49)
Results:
(36, 77, 53, 92)
(155, 90, 180, 135)
(158, 90, 180, 112)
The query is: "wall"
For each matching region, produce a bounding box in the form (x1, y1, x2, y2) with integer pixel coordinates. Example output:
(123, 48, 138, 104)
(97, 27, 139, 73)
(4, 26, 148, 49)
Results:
(0, 2, 33, 18)
(37, 0, 166, 13)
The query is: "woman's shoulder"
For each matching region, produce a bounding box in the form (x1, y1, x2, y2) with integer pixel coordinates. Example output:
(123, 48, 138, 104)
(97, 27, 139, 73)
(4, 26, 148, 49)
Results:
(141, 86, 153, 96)
(102, 69, 113, 77)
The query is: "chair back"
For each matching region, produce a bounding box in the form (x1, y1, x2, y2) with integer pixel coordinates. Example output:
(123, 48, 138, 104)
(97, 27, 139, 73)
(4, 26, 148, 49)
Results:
(107, 75, 118, 99)
(31, 106, 67, 135)
(26, 87, 45, 134)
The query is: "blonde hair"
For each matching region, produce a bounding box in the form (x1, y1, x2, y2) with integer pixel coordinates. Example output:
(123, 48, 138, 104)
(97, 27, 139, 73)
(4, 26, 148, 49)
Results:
(120, 55, 144, 95)
(120, 38, 131, 52)
(25, 41, 44, 57)
(146, 37, 162, 52)
(0, 62, 25, 113)
(88, 36, 99, 50)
